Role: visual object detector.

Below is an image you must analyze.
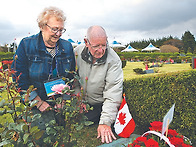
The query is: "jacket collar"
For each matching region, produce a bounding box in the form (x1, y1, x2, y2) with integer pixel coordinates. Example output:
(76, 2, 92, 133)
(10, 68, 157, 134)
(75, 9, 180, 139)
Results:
(81, 46, 108, 65)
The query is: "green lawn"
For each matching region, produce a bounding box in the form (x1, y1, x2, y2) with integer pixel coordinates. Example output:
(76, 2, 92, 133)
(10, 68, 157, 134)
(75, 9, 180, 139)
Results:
(123, 61, 193, 80)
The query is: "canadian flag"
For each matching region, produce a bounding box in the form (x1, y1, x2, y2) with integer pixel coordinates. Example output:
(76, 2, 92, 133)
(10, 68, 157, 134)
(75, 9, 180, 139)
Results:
(114, 94, 135, 138)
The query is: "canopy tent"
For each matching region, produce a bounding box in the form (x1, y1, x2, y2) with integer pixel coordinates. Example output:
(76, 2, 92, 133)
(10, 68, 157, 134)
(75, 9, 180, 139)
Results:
(110, 41, 126, 48)
(110, 41, 125, 52)
(67, 38, 78, 48)
(77, 41, 85, 46)
(141, 43, 160, 52)
(121, 45, 139, 52)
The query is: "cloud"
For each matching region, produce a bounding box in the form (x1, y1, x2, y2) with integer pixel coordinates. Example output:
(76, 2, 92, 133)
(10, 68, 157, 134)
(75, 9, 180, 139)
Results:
(65, 0, 196, 44)
(0, 0, 196, 45)
(0, 19, 16, 45)
(0, 17, 38, 45)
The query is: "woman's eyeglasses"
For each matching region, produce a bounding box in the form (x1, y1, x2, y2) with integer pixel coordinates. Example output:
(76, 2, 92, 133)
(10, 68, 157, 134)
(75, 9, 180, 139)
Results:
(46, 24, 66, 34)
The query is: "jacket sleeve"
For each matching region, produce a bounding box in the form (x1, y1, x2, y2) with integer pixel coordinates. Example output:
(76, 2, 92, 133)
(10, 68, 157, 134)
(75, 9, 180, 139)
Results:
(99, 60, 123, 126)
(12, 39, 37, 100)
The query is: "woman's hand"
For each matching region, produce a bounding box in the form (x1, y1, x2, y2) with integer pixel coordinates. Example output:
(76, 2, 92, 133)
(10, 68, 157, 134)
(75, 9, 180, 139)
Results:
(33, 96, 50, 112)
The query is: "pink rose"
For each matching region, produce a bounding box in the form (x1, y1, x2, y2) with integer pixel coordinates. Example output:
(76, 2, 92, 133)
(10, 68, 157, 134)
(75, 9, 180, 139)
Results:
(51, 84, 69, 95)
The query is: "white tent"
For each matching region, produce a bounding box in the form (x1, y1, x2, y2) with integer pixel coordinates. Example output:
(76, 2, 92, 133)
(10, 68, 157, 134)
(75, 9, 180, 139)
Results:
(121, 45, 139, 52)
(141, 43, 160, 52)
(67, 38, 78, 48)
(110, 41, 126, 49)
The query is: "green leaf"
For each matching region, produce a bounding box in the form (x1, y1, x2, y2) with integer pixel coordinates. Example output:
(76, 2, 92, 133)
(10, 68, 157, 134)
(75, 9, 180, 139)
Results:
(49, 119, 56, 125)
(27, 142, 34, 147)
(23, 124, 28, 132)
(34, 130, 45, 140)
(19, 103, 25, 109)
(30, 126, 39, 134)
(32, 113, 41, 122)
(16, 107, 23, 112)
(6, 110, 15, 114)
(24, 116, 32, 123)
(0, 99, 6, 107)
(46, 99, 55, 103)
(16, 123, 25, 132)
(84, 121, 94, 126)
(76, 124, 83, 131)
(30, 100, 38, 107)
(8, 123, 16, 130)
(0, 109, 6, 115)
(43, 136, 52, 144)
(23, 133, 30, 144)
(46, 127, 57, 135)
(0, 140, 11, 146)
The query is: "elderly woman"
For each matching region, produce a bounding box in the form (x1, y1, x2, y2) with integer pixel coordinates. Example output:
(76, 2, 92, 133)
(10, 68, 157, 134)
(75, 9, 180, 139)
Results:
(11, 6, 75, 144)
(12, 6, 75, 110)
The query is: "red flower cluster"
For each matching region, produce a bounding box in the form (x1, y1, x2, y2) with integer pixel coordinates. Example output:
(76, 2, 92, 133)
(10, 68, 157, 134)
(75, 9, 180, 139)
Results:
(128, 121, 192, 147)
(149, 121, 163, 132)
(2, 60, 13, 65)
(128, 136, 159, 147)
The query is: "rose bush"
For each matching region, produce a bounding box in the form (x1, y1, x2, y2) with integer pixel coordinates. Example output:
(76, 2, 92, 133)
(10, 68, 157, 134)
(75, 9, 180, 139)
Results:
(0, 60, 93, 146)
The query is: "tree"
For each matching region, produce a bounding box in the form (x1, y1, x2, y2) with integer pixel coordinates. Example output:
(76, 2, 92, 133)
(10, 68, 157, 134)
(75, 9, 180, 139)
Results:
(163, 39, 183, 52)
(0, 44, 9, 52)
(181, 31, 195, 54)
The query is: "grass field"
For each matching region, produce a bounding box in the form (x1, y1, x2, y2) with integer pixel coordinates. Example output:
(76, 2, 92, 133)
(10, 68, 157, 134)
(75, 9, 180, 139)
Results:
(123, 61, 193, 80)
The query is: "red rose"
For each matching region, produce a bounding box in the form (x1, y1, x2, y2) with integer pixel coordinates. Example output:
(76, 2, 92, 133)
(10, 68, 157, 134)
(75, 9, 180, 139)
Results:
(144, 139, 159, 147)
(169, 137, 184, 146)
(149, 121, 163, 132)
(135, 136, 147, 143)
(167, 129, 178, 137)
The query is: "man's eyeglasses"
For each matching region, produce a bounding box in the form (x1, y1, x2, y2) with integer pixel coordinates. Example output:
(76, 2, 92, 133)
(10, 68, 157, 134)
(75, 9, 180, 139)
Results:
(46, 24, 66, 34)
(87, 39, 107, 51)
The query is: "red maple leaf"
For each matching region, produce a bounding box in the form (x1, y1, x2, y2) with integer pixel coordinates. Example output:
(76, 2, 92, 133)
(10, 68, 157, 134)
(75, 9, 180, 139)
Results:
(117, 112, 126, 125)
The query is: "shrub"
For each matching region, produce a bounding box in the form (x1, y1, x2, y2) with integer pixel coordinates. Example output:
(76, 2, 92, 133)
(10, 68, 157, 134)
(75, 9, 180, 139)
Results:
(148, 58, 156, 63)
(123, 71, 196, 145)
(175, 59, 182, 63)
(0, 60, 93, 146)
(0, 52, 14, 61)
(160, 45, 179, 53)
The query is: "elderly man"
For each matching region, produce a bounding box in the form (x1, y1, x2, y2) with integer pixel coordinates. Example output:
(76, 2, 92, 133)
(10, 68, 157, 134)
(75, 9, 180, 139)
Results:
(74, 25, 123, 144)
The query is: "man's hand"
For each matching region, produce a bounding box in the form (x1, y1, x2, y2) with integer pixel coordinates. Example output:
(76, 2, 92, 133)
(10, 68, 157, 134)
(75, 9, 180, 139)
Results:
(33, 96, 50, 112)
(97, 124, 117, 144)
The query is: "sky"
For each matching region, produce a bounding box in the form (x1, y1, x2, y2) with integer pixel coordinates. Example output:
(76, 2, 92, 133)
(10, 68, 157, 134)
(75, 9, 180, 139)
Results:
(0, 0, 196, 46)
